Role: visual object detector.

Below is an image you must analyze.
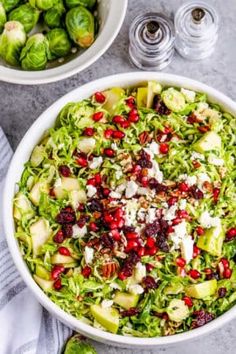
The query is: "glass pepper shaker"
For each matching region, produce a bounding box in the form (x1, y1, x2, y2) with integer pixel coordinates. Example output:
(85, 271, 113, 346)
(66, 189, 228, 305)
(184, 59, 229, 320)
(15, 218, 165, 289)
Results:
(129, 13, 175, 70)
(174, 1, 219, 60)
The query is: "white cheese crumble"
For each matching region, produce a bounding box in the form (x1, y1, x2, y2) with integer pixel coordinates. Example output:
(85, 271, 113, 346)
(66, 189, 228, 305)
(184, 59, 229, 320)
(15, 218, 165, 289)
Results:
(111, 142, 118, 150)
(124, 199, 139, 226)
(199, 211, 221, 228)
(197, 172, 211, 190)
(190, 152, 205, 161)
(110, 282, 122, 290)
(179, 199, 187, 210)
(179, 174, 197, 186)
(125, 180, 138, 198)
(208, 155, 224, 166)
(116, 182, 127, 194)
(84, 246, 94, 264)
(144, 141, 160, 158)
(137, 208, 146, 221)
(134, 262, 146, 283)
(115, 169, 123, 179)
(72, 224, 87, 238)
(128, 284, 144, 295)
(146, 207, 157, 223)
(148, 160, 163, 183)
(181, 88, 196, 103)
(180, 236, 194, 264)
(101, 299, 113, 309)
(110, 191, 122, 199)
(163, 205, 178, 221)
(86, 185, 97, 198)
(89, 156, 103, 169)
(170, 221, 188, 249)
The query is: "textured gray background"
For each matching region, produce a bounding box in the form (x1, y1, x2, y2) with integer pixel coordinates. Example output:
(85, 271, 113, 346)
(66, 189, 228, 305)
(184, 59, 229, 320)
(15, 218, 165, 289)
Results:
(1, 0, 236, 353)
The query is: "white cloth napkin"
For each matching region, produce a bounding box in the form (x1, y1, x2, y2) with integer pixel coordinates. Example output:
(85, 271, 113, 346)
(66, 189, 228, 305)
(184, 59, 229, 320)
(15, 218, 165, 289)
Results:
(0, 128, 72, 354)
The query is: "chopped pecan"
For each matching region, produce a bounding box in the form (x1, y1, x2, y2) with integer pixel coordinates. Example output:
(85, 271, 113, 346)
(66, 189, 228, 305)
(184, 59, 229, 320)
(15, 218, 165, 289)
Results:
(203, 181, 213, 193)
(102, 262, 118, 278)
(139, 131, 151, 145)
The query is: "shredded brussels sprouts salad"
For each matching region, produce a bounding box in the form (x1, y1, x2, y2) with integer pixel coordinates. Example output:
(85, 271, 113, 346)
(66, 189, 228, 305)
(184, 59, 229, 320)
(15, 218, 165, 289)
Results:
(13, 81, 236, 337)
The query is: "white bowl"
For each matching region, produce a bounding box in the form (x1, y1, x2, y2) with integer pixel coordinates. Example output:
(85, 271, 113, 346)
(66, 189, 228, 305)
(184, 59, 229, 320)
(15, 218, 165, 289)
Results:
(3, 72, 236, 348)
(0, 0, 127, 85)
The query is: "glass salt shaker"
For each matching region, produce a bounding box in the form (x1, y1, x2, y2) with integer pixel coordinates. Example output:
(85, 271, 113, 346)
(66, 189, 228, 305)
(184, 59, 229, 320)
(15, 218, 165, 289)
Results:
(174, 1, 219, 60)
(129, 13, 175, 70)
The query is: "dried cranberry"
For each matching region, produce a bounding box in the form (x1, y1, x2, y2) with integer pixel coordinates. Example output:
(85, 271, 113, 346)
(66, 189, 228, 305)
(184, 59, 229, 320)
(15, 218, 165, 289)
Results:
(137, 149, 152, 168)
(53, 230, 64, 243)
(82, 266, 92, 278)
(218, 287, 227, 298)
(88, 199, 103, 212)
(149, 178, 168, 192)
(54, 279, 62, 290)
(191, 310, 214, 329)
(101, 234, 114, 249)
(190, 185, 204, 199)
(121, 308, 140, 317)
(59, 165, 71, 177)
(61, 224, 73, 237)
(153, 94, 171, 115)
(145, 220, 160, 237)
(56, 207, 76, 224)
(120, 252, 140, 278)
(142, 275, 159, 291)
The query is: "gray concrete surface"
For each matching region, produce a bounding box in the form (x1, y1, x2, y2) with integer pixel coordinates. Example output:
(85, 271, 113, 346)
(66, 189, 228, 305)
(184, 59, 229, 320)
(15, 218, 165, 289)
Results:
(1, 0, 236, 352)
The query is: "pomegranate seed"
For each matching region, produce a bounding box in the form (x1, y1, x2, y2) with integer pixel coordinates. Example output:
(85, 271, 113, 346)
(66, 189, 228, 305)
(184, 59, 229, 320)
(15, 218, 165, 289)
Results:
(118, 271, 127, 280)
(114, 208, 124, 219)
(82, 266, 92, 278)
(193, 245, 200, 258)
(113, 115, 126, 124)
(204, 268, 212, 275)
(132, 165, 141, 174)
(110, 229, 121, 241)
(146, 263, 154, 272)
(159, 143, 169, 154)
(172, 217, 181, 225)
(102, 188, 110, 197)
(198, 125, 210, 133)
(92, 111, 104, 122)
(168, 197, 178, 206)
(146, 237, 155, 248)
(59, 165, 71, 177)
(104, 128, 114, 139)
(213, 188, 220, 203)
(126, 97, 135, 108)
(58, 247, 71, 256)
(223, 268, 232, 279)
(83, 127, 94, 136)
(117, 218, 125, 228)
(141, 176, 149, 187)
(104, 148, 115, 157)
(183, 296, 193, 307)
(89, 222, 99, 232)
(128, 108, 139, 123)
(54, 278, 62, 290)
(176, 257, 186, 268)
(137, 247, 145, 257)
(53, 230, 64, 243)
(76, 157, 88, 167)
(226, 227, 236, 240)
(126, 232, 139, 239)
(189, 269, 201, 279)
(196, 226, 204, 236)
(109, 221, 119, 230)
(179, 182, 189, 192)
(87, 177, 96, 186)
(94, 173, 102, 185)
(220, 258, 229, 269)
(167, 226, 174, 234)
(126, 240, 139, 252)
(112, 130, 125, 139)
(104, 213, 114, 223)
(94, 91, 106, 104)
(178, 210, 189, 219)
(51, 265, 65, 280)
(146, 246, 157, 256)
(121, 120, 131, 128)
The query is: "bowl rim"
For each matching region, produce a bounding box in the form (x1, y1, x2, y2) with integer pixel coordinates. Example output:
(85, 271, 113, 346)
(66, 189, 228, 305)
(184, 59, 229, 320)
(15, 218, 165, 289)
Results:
(0, 0, 128, 85)
(3, 72, 236, 347)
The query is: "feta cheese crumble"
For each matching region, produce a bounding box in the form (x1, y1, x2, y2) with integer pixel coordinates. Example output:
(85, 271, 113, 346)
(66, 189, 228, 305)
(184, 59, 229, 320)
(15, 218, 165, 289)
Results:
(134, 262, 146, 283)
(128, 284, 144, 295)
(199, 211, 221, 228)
(208, 155, 224, 166)
(180, 236, 194, 264)
(163, 205, 178, 221)
(86, 185, 97, 198)
(125, 180, 138, 198)
(72, 224, 87, 238)
(84, 246, 94, 264)
(89, 156, 103, 169)
(101, 299, 113, 308)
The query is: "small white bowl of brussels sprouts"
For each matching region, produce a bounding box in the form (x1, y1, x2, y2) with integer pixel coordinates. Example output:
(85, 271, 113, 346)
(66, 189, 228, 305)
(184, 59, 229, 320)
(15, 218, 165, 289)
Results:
(0, 0, 127, 84)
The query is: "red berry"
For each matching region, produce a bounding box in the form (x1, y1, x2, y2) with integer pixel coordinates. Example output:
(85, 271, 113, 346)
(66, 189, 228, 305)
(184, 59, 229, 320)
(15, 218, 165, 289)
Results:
(92, 111, 104, 122)
(183, 296, 193, 307)
(220, 258, 229, 269)
(83, 127, 94, 136)
(223, 268, 232, 279)
(126, 97, 135, 108)
(87, 177, 96, 186)
(58, 247, 71, 256)
(226, 227, 236, 240)
(146, 246, 158, 256)
(213, 188, 220, 203)
(59, 165, 71, 177)
(104, 148, 115, 157)
(53, 230, 64, 243)
(179, 182, 189, 192)
(89, 222, 99, 232)
(54, 278, 62, 290)
(112, 130, 125, 139)
(146, 263, 154, 272)
(110, 229, 121, 241)
(112, 115, 126, 124)
(146, 237, 155, 248)
(118, 271, 127, 280)
(76, 157, 88, 167)
(104, 128, 114, 139)
(159, 143, 169, 154)
(176, 257, 186, 268)
(189, 269, 201, 279)
(51, 265, 65, 280)
(126, 232, 139, 240)
(82, 266, 92, 278)
(94, 91, 106, 104)
(168, 197, 178, 206)
(128, 108, 139, 123)
(193, 245, 200, 258)
(196, 226, 204, 236)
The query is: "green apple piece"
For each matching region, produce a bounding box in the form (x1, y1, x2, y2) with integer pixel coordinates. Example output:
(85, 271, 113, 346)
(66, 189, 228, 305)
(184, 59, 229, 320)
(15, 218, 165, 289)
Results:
(29, 181, 49, 206)
(197, 224, 224, 257)
(193, 131, 221, 153)
(51, 252, 75, 265)
(167, 299, 189, 322)
(162, 88, 186, 112)
(147, 80, 162, 108)
(30, 218, 52, 257)
(13, 192, 34, 220)
(34, 274, 53, 292)
(35, 264, 51, 280)
(54, 176, 80, 199)
(78, 137, 96, 154)
(30, 145, 45, 167)
(185, 279, 217, 299)
(102, 87, 124, 114)
(113, 291, 139, 310)
(137, 87, 147, 107)
(164, 282, 184, 295)
(90, 304, 119, 334)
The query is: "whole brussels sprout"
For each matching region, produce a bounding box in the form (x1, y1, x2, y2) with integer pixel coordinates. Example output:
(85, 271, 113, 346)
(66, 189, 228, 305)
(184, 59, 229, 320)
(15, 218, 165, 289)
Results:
(47, 28, 71, 59)
(29, 0, 55, 11)
(2, 0, 20, 12)
(0, 20, 26, 66)
(44, 0, 65, 29)
(65, 0, 96, 9)
(66, 6, 94, 48)
(63, 335, 97, 354)
(9, 4, 40, 33)
(20, 33, 49, 70)
(0, 3, 6, 33)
